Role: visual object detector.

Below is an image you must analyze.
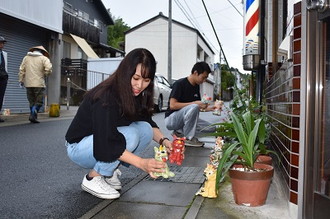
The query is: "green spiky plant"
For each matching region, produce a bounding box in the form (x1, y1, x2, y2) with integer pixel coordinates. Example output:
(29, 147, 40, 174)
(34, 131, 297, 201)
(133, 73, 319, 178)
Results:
(215, 111, 276, 190)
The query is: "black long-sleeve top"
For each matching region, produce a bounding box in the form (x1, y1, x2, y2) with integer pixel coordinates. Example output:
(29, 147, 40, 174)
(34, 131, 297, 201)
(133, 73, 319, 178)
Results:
(65, 93, 158, 162)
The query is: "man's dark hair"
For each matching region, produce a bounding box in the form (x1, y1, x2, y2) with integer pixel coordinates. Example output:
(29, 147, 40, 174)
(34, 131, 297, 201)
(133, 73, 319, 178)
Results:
(191, 62, 211, 75)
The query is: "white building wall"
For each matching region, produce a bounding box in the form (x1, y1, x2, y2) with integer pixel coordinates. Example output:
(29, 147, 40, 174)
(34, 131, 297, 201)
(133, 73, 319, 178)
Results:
(125, 17, 213, 81)
(171, 24, 197, 80)
(197, 37, 214, 61)
(0, 0, 63, 33)
(126, 18, 169, 77)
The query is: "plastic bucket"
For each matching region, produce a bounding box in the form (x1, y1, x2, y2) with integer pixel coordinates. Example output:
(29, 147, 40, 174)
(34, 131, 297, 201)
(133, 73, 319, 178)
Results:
(49, 103, 60, 117)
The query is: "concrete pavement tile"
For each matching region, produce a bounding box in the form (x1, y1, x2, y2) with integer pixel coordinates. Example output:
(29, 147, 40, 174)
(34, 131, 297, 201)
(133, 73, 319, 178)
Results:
(92, 201, 186, 219)
(119, 180, 201, 207)
(184, 147, 211, 157)
(196, 198, 235, 219)
(181, 154, 209, 167)
(145, 166, 205, 184)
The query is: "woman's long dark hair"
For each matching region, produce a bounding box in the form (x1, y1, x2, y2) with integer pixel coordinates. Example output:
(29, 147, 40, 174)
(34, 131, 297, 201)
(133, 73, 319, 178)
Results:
(86, 48, 156, 118)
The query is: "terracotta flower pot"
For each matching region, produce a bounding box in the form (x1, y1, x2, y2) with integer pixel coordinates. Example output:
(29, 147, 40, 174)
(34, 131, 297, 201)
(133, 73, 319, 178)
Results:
(229, 163, 274, 207)
(256, 155, 272, 165)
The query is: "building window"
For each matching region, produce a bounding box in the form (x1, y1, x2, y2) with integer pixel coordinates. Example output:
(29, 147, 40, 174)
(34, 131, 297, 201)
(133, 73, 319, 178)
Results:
(78, 10, 89, 22)
(63, 41, 71, 58)
(77, 47, 83, 59)
(94, 19, 99, 28)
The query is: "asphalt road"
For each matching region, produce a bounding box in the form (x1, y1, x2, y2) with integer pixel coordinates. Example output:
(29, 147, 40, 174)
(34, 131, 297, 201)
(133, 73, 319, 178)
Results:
(0, 112, 170, 218)
(0, 110, 221, 218)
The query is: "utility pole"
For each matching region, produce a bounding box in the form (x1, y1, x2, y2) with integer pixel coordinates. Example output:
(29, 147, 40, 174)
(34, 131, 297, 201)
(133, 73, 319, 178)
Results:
(219, 51, 222, 99)
(168, 0, 172, 84)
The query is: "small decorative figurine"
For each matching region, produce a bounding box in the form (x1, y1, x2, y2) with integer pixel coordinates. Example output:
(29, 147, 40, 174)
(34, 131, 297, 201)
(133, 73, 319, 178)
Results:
(169, 137, 186, 165)
(196, 163, 217, 198)
(201, 93, 212, 104)
(153, 145, 175, 178)
(209, 136, 223, 167)
(213, 99, 224, 116)
(201, 94, 212, 112)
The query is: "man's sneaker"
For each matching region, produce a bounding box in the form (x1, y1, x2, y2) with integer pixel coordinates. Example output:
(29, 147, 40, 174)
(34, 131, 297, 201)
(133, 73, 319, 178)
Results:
(171, 130, 184, 138)
(185, 137, 204, 147)
(104, 169, 122, 190)
(81, 175, 120, 199)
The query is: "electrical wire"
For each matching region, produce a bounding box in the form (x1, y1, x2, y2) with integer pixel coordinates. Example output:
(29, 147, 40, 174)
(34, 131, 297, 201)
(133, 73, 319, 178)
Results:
(201, 0, 231, 71)
(227, 0, 243, 17)
(173, 0, 198, 29)
(173, 0, 219, 53)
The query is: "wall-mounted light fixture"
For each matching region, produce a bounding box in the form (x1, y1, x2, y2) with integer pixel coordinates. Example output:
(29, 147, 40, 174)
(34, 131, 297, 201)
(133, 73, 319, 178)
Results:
(307, 0, 330, 12)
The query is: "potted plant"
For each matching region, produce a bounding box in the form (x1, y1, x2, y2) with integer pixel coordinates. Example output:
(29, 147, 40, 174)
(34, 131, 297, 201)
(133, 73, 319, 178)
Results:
(216, 110, 275, 207)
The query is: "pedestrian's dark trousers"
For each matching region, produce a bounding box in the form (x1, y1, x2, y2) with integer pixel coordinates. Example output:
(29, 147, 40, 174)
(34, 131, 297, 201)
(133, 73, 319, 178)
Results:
(26, 87, 45, 110)
(0, 76, 8, 111)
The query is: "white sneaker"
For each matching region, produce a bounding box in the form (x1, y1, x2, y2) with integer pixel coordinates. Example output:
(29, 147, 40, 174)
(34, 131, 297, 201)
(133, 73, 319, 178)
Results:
(81, 175, 120, 199)
(104, 169, 122, 190)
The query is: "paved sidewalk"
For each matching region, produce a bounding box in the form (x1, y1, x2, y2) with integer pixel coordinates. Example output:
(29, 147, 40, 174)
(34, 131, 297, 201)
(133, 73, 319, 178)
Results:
(0, 105, 292, 219)
(0, 105, 79, 127)
(80, 146, 214, 219)
(78, 111, 291, 219)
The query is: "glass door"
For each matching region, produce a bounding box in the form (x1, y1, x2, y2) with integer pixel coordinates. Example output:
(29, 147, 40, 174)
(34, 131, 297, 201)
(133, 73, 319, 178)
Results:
(313, 16, 330, 219)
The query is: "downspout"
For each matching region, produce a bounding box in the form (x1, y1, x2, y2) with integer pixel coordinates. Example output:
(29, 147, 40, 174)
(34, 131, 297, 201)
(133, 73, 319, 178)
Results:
(272, 0, 278, 74)
(257, 0, 266, 104)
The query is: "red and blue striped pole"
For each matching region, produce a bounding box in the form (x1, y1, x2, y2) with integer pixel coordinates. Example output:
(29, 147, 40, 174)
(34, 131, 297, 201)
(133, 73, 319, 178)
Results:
(244, 0, 259, 55)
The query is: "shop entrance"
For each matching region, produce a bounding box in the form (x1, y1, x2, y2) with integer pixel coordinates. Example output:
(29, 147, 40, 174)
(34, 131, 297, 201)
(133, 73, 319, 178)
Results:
(306, 12, 330, 219)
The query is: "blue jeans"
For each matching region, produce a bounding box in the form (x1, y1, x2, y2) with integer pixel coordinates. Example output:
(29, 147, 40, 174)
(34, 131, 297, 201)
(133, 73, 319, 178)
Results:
(165, 104, 215, 139)
(66, 121, 153, 176)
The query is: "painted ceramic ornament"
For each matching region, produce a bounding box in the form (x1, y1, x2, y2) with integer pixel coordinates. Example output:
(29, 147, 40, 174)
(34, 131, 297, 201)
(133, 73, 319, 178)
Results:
(153, 145, 175, 178)
(169, 137, 186, 165)
(196, 163, 217, 198)
(213, 99, 224, 116)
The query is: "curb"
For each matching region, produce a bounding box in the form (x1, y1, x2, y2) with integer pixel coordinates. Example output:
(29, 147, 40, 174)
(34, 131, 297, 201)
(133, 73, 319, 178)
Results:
(79, 172, 149, 219)
(184, 195, 205, 219)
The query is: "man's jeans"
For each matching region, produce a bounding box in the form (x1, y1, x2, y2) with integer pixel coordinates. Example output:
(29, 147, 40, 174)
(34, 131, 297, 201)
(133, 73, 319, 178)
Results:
(66, 121, 153, 176)
(165, 104, 215, 139)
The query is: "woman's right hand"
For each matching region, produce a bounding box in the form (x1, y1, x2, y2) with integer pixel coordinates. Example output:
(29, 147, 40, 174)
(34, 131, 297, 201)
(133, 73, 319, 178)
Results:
(118, 150, 166, 178)
(140, 158, 166, 178)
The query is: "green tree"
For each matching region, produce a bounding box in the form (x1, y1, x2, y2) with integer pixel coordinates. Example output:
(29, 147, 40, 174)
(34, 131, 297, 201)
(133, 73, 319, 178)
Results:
(107, 15, 130, 50)
(221, 64, 235, 90)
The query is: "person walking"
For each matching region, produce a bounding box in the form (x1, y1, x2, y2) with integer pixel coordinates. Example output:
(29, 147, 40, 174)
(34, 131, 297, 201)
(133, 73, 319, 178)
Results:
(65, 48, 173, 199)
(0, 36, 8, 122)
(18, 46, 52, 123)
(164, 61, 216, 147)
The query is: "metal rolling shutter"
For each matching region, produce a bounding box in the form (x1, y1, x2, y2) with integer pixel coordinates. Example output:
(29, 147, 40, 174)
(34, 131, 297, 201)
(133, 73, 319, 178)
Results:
(0, 13, 50, 113)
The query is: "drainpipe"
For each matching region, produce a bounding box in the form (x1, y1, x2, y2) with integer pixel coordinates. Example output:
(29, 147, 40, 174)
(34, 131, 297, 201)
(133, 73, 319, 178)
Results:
(272, 0, 278, 74)
(168, 0, 172, 84)
(257, 0, 266, 104)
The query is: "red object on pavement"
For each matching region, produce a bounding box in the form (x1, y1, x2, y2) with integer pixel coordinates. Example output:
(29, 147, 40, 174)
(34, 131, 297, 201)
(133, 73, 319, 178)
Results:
(169, 137, 185, 165)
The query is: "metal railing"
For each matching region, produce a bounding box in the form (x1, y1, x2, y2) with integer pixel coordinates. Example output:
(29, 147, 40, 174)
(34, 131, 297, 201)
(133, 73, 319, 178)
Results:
(66, 70, 110, 109)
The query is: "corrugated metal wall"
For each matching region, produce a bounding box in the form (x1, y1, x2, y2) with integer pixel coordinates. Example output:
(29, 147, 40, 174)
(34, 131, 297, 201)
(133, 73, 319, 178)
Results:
(0, 0, 63, 33)
(0, 13, 50, 113)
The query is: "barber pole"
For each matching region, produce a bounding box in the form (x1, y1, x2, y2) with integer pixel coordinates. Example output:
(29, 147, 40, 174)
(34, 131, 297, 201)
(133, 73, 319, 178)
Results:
(244, 0, 259, 55)
(243, 0, 260, 70)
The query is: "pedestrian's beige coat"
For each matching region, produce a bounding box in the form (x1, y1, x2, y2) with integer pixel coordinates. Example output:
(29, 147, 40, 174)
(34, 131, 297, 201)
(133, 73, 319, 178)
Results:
(18, 51, 52, 87)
